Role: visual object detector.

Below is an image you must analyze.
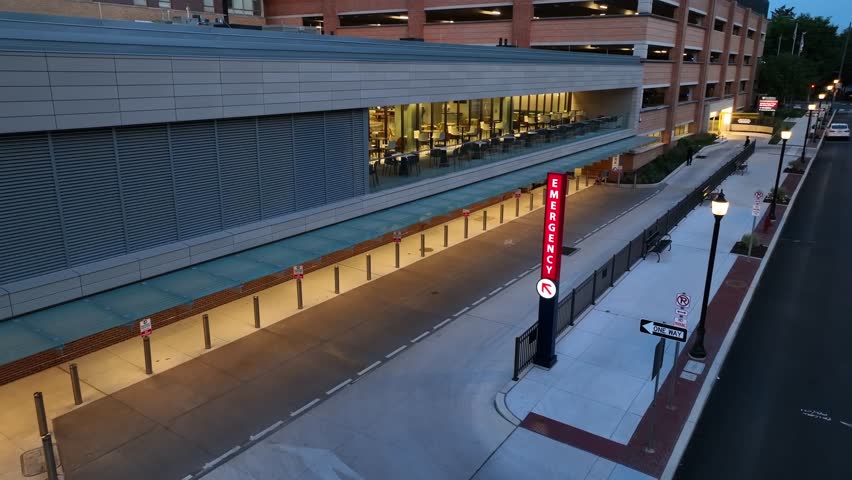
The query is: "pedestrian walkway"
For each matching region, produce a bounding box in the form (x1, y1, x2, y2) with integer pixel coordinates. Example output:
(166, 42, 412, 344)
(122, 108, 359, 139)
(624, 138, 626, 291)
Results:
(489, 117, 817, 479)
(191, 140, 751, 480)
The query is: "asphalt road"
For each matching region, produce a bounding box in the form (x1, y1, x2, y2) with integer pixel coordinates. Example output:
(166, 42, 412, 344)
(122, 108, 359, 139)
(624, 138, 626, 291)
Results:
(53, 184, 660, 480)
(675, 112, 852, 479)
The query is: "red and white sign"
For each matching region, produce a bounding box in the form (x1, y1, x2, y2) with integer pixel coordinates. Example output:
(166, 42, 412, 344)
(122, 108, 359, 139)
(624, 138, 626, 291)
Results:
(758, 96, 778, 112)
(514, 190, 522, 199)
(675, 292, 691, 309)
(392, 231, 402, 243)
(462, 209, 471, 217)
(293, 265, 304, 280)
(536, 278, 557, 299)
(139, 318, 152, 337)
(540, 172, 568, 282)
(754, 190, 765, 202)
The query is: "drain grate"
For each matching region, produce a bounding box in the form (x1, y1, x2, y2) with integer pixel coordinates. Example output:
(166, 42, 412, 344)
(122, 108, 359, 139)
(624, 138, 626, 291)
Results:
(21, 445, 60, 477)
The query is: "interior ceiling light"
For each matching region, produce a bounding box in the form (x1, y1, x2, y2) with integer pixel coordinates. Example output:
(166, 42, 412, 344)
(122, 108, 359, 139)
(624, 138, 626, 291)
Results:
(598, 4, 608, 9)
(389, 15, 408, 20)
(440, 19, 455, 23)
(482, 9, 502, 15)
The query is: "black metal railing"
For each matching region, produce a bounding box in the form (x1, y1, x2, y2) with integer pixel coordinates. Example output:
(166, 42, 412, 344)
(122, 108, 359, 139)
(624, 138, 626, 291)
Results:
(511, 142, 755, 379)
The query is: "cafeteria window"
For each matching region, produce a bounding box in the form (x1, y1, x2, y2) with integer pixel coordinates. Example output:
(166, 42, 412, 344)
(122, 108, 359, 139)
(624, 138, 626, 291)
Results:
(532, 0, 638, 19)
(533, 44, 634, 56)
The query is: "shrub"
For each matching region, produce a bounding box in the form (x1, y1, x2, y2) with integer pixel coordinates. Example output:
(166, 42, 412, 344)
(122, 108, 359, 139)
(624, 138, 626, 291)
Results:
(768, 186, 789, 203)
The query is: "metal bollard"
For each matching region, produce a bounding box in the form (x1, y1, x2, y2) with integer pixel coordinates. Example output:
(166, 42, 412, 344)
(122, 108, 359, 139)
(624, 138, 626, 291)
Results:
(69, 363, 83, 406)
(202, 313, 212, 350)
(296, 278, 303, 309)
(143, 336, 153, 374)
(253, 296, 260, 329)
(515, 196, 520, 217)
(633, 172, 638, 189)
(586, 175, 590, 187)
(500, 204, 504, 224)
(395, 242, 400, 268)
(542, 188, 546, 205)
(41, 433, 58, 480)
(420, 234, 425, 257)
(366, 254, 372, 280)
(443, 225, 448, 247)
(464, 216, 469, 239)
(576, 175, 580, 192)
(34, 392, 48, 437)
(529, 192, 534, 211)
(482, 210, 487, 231)
(334, 266, 340, 294)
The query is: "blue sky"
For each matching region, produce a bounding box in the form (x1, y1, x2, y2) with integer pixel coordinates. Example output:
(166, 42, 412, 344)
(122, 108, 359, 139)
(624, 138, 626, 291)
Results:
(779, 0, 852, 29)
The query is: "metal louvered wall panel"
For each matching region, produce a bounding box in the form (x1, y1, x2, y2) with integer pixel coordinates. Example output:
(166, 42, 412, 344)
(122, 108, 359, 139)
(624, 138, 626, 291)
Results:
(351, 109, 368, 196)
(0, 109, 369, 285)
(0, 134, 66, 284)
(116, 125, 178, 251)
(325, 111, 355, 203)
(293, 112, 327, 211)
(169, 122, 222, 240)
(257, 116, 296, 217)
(51, 130, 126, 266)
(217, 118, 261, 228)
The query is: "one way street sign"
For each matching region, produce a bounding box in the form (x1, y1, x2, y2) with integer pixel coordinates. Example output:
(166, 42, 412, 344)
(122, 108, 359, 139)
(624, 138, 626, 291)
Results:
(640, 319, 687, 343)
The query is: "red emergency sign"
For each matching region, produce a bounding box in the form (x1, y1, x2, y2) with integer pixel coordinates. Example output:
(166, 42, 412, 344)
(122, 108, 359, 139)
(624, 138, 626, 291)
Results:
(540, 172, 567, 282)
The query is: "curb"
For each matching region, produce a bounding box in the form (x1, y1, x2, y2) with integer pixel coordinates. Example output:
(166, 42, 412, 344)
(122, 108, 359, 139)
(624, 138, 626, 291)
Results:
(660, 112, 834, 479)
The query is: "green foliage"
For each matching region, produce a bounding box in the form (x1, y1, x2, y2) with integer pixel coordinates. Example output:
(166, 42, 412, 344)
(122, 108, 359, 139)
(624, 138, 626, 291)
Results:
(768, 186, 790, 203)
(740, 233, 756, 246)
(758, 6, 844, 102)
(768, 120, 796, 144)
(635, 133, 718, 183)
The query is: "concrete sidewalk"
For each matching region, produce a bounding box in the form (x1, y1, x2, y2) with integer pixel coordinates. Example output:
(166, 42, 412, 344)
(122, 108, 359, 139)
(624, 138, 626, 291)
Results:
(487, 118, 814, 480)
(200, 138, 749, 480)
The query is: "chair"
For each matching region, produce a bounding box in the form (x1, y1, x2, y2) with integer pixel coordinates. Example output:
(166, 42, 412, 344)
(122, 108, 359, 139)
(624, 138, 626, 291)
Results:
(480, 121, 492, 139)
(448, 125, 462, 143)
(407, 153, 421, 175)
(431, 131, 446, 146)
(381, 155, 398, 176)
(523, 116, 534, 131)
(415, 130, 430, 150)
(494, 121, 505, 136)
(369, 162, 380, 187)
(463, 125, 479, 142)
(541, 114, 551, 126)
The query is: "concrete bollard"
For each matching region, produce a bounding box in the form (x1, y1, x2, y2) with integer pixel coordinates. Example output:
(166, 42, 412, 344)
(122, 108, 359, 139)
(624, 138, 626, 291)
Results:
(366, 254, 372, 280)
(143, 336, 153, 374)
(529, 192, 534, 211)
(334, 266, 340, 294)
(253, 296, 260, 328)
(69, 363, 82, 406)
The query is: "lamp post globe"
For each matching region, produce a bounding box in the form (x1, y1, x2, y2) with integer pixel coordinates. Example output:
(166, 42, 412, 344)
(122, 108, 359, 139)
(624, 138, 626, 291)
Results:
(689, 190, 729, 360)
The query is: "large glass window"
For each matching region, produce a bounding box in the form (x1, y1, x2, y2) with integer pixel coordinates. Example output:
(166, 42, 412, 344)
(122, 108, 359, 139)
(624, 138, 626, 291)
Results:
(688, 11, 706, 26)
(533, 44, 634, 56)
(651, 1, 676, 19)
(747, 29, 755, 39)
(426, 6, 511, 23)
(367, 93, 627, 192)
(724, 81, 733, 95)
(713, 18, 726, 32)
(732, 24, 741, 36)
(678, 85, 695, 102)
(683, 48, 701, 62)
(339, 11, 408, 27)
(709, 51, 721, 63)
(533, 0, 638, 19)
(647, 45, 671, 61)
(230, 0, 259, 16)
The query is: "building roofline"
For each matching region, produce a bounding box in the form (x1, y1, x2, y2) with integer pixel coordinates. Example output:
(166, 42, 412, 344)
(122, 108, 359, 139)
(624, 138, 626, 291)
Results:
(0, 12, 640, 66)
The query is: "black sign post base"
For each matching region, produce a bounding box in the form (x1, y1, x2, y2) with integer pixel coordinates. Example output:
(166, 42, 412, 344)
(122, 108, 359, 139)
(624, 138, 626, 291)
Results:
(533, 284, 559, 369)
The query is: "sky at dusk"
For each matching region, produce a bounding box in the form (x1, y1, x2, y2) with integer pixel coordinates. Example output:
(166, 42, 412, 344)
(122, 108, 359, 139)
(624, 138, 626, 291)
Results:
(776, 0, 852, 29)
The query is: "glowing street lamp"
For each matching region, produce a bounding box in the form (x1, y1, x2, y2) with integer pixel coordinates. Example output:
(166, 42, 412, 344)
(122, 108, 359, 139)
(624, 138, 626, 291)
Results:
(770, 130, 792, 221)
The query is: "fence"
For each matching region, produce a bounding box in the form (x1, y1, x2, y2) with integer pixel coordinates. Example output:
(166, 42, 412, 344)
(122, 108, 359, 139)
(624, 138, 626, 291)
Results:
(512, 142, 755, 380)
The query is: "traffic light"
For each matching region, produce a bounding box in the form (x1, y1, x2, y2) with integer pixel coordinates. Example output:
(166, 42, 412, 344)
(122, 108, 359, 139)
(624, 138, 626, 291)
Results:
(811, 84, 816, 89)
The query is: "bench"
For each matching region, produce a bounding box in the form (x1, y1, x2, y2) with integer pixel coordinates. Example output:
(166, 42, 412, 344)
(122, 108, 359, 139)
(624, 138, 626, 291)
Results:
(644, 231, 672, 263)
(735, 159, 749, 175)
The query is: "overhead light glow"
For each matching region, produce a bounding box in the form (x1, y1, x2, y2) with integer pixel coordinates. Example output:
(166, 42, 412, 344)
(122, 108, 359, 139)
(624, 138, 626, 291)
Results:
(389, 15, 408, 20)
(598, 4, 608, 9)
(482, 9, 502, 16)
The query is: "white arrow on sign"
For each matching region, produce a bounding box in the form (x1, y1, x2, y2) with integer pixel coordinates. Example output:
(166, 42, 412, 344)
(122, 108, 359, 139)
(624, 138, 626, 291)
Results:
(536, 278, 557, 299)
(640, 319, 687, 342)
(275, 444, 365, 480)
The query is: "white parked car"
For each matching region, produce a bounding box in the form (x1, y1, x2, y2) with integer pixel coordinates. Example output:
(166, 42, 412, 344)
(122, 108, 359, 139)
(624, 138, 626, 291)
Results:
(826, 123, 850, 140)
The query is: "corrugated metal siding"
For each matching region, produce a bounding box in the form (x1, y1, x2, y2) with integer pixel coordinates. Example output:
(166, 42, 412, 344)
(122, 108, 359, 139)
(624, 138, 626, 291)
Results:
(170, 121, 222, 240)
(258, 116, 296, 218)
(217, 118, 261, 229)
(0, 134, 66, 283)
(325, 111, 354, 203)
(293, 112, 327, 211)
(117, 125, 178, 251)
(0, 109, 368, 284)
(51, 130, 126, 266)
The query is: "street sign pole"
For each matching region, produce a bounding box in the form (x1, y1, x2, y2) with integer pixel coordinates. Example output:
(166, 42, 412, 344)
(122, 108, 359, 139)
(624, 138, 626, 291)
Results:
(667, 341, 679, 411)
(749, 191, 763, 257)
(534, 173, 568, 369)
(645, 337, 665, 454)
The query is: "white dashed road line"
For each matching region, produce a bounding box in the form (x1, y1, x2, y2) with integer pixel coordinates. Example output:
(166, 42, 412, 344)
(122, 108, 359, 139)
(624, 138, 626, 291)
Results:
(250, 420, 283, 441)
(489, 287, 502, 296)
(357, 361, 381, 376)
(472, 296, 487, 306)
(290, 398, 320, 417)
(453, 306, 470, 317)
(411, 331, 430, 343)
(504, 278, 518, 287)
(385, 345, 408, 358)
(203, 446, 240, 470)
(434, 318, 452, 330)
(326, 378, 352, 396)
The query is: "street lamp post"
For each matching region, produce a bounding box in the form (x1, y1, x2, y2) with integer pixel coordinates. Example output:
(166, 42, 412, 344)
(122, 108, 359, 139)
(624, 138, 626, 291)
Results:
(803, 104, 816, 156)
(817, 93, 826, 129)
(826, 84, 835, 111)
(770, 130, 792, 221)
(689, 191, 729, 360)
